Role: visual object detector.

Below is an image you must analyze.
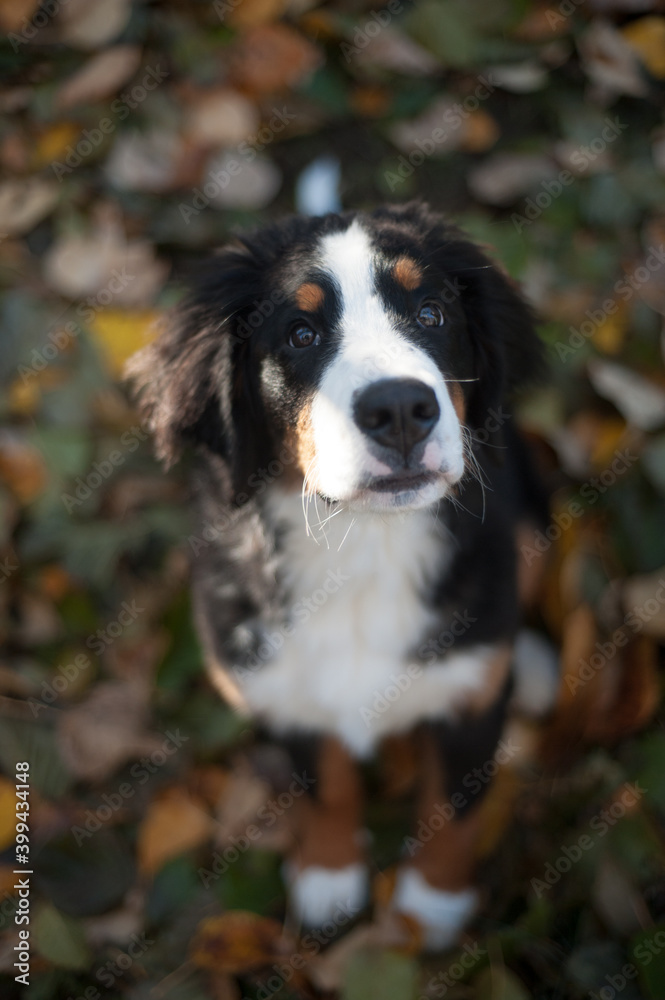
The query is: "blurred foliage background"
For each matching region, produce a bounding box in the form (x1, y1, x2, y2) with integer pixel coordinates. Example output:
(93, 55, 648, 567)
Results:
(1, 0, 665, 997)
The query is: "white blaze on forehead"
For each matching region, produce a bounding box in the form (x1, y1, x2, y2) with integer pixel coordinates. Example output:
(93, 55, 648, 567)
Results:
(309, 220, 464, 500)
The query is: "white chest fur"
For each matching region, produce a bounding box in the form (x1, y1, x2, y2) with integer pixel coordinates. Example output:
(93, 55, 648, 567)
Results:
(238, 491, 492, 757)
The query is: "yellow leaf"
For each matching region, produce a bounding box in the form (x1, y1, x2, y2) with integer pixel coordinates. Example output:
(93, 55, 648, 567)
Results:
(88, 309, 159, 378)
(33, 122, 81, 169)
(138, 788, 213, 876)
(591, 306, 627, 355)
(460, 110, 500, 153)
(191, 911, 288, 973)
(622, 17, 665, 78)
(0, 779, 17, 851)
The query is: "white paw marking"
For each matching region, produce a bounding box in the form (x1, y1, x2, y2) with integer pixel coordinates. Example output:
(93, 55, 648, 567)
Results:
(284, 861, 368, 927)
(391, 867, 478, 951)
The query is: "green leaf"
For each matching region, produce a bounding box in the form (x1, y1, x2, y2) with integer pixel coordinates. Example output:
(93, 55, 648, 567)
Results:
(631, 926, 665, 1000)
(32, 904, 91, 970)
(343, 949, 419, 1000)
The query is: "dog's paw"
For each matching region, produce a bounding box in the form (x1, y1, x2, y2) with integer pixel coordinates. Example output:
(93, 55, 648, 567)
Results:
(391, 867, 478, 951)
(284, 861, 368, 928)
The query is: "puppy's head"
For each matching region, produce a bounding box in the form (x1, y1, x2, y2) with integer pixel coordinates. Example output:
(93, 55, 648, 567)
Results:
(128, 203, 542, 512)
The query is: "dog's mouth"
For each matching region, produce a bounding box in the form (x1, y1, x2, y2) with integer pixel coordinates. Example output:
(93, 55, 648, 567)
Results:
(365, 471, 437, 493)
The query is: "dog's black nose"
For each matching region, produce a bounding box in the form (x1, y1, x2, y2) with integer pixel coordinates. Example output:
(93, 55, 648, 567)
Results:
(354, 378, 440, 458)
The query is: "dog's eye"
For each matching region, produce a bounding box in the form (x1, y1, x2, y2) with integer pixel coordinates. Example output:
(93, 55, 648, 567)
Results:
(289, 324, 321, 349)
(416, 302, 445, 328)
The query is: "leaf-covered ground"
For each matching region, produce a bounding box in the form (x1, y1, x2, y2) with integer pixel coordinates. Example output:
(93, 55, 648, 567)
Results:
(1, 1, 665, 998)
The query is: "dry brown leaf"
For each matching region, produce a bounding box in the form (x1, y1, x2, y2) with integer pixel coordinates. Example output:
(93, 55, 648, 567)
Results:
(0, 0, 39, 32)
(214, 761, 271, 844)
(578, 20, 648, 98)
(0, 179, 58, 236)
(623, 568, 665, 638)
(205, 151, 282, 209)
(43, 218, 168, 306)
(621, 16, 665, 78)
(190, 911, 292, 974)
(227, 0, 291, 29)
(467, 153, 555, 205)
(346, 27, 440, 75)
(15, 591, 63, 646)
(55, 45, 142, 109)
(138, 787, 214, 876)
(104, 128, 184, 193)
(230, 24, 321, 95)
(184, 89, 260, 147)
(57, 679, 161, 782)
(0, 430, 48, 502)
(588, 358, 665, 430)
(592, 856, 650, 936)
(0, 779, 17, 851)
(58, 0, 132, 49)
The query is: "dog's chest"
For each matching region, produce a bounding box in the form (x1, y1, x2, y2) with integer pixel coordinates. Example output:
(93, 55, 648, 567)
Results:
(240, 491, 450, 755)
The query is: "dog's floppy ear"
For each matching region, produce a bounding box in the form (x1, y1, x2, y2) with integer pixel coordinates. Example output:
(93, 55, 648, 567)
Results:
(449, 238, 544, 453)
(126, 244, 268, 501)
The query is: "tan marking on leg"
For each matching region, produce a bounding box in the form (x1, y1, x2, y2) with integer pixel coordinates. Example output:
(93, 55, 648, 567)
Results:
(295, 282, 325, 312)
(448, 380, 466, 423)
(292, 737, 364, 870)
(392, 256, 422, 291)
(464, 645, 512, 715)
(407, 728, 483, 892)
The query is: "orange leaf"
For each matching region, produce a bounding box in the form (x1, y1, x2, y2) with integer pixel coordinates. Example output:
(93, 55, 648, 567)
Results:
(230, 24, 321, 96)
(622, 16, 665, 78)
(191, 912, 290, 974)
(138, 788, 213, 876)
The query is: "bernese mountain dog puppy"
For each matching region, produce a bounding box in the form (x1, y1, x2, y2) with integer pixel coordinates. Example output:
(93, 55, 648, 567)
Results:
(129, 202, 550, 949)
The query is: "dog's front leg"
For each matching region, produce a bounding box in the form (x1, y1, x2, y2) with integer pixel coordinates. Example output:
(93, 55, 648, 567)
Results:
(284, 735, 368, 928)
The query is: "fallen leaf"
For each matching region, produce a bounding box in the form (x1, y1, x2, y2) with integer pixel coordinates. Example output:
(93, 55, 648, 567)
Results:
(55, 45, 142, 109)
(473, 964, 530, 1000)
(138, 787, 213, 876)
(88, 309, 159, 376)
(621, 16, 665, 78)
(190, 911, 291, 973)
(57, 679, 161, 782)
(32, 904, 91, 970)
(622, 569, 665, 638)
(487, 61, 549, 93)
(467, 153, 556, 205)
(206, 150, 282, 209)
(230, 24, 321, 95)
(0, 179, 58, 236)
(184, 88, 260, 147)
(58, 0, 132, 50)
(43, 217, 168, 306)
(104, 129, 184, 193)
(0, 0, 39, 32)
(587, 358, 665, 430)
(0, 429, 48, 502)
(227, 0, 291, 29)
(0, 779, 17, 851)
(345, 27, 441, 76)
(578, 21, 648, 98)
(389, 96, 498, 158)
(33, 121, 81, 168)
(592, 856, 648, 936)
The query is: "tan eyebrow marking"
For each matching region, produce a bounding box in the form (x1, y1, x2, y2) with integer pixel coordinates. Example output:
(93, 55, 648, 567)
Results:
(295, 282, 325, 312)
(449, 380, 466, 422)
(392, 256, 422, 291)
